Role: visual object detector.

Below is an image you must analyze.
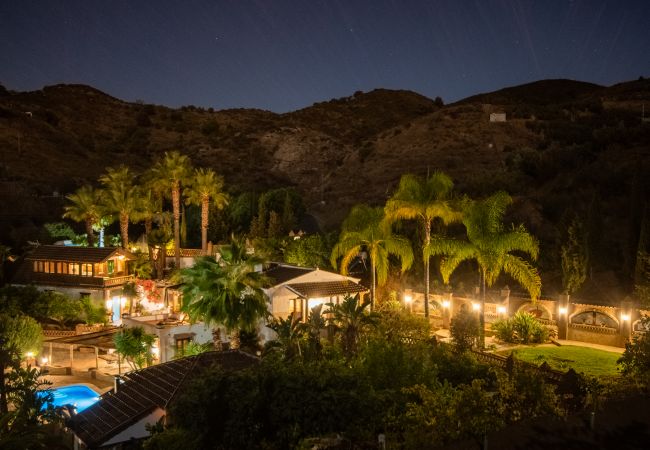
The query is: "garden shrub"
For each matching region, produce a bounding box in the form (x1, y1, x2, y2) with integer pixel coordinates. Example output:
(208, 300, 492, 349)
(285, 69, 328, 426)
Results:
(492, 311, 549, 344)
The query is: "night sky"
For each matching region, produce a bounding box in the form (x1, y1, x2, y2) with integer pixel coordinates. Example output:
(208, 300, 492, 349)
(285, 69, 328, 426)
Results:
(2, 0, 649, 112)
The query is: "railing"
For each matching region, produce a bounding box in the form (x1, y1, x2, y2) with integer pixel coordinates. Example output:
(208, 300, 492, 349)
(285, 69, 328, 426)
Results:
(569, 323, 618, 335)
(43, 330, 76, 338)
(103, 275, 135, 287)
(472, 350, 565, 384)
(26, 272, 134, 288)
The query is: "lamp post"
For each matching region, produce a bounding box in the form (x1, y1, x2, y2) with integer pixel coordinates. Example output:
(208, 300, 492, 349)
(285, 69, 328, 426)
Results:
(404, 293, 413, 313)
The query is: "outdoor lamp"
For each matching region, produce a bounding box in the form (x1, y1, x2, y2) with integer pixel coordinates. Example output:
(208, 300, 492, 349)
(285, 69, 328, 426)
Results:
(41, 357, 48, 365)
(559, 307, 568, 315)
(472, 303, 480, 311)
(441, 300, 450, 309)
(404, 294, 413, 303)
(26, 351, 34, 358)
(496, 305, 507, 314)
(621, 314, 630, 322)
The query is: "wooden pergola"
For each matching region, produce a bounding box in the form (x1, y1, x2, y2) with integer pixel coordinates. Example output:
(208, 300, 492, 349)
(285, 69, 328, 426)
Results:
(45, 327, 126, 374)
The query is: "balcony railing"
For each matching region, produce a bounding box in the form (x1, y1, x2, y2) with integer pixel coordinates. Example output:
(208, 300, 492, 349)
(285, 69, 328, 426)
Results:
(27, 272, 134, 288)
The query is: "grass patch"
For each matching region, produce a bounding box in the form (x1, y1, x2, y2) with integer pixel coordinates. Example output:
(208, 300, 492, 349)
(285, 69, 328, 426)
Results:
(499, 345, 621, 377)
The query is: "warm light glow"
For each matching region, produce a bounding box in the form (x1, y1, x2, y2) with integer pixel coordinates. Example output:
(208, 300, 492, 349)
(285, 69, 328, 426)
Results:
(105, 299, 113, 310)
(41, 357, 48, 365)
(559, 307, 568, 315)
(404, 294, 413, 303)
(151, 346, 160, 358)
(120, 297, 127, 306)
(26, 351, 34, 358)
(118, 255, 125, 260)
(308, 297, 327, 310)
(472, 303, 480, 311)
(441, 300, 450, 308)
(621, 314, 630, 322)
(497, 305, 507, 314)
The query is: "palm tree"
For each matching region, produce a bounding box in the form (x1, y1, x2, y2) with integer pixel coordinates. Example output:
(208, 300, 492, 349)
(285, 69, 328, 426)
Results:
(330, 205, 413, 309)
(99, 165, 140, 248)
(327, 294, 377, 357)
(151, 151, 193, 270)
(184, 168, 229, 254)
(426, 191, 541, 348)
(385, 172, 461, 318)
(134, 186, 162, 264)
(266, 314, 305, 360)
(180, 237, 269, 346)
(63, 185, 101, 247)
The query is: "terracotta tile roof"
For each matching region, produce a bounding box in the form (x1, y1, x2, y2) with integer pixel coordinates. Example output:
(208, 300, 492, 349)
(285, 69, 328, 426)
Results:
(286, 280, 368, 299)
(263, 263, 314, 285)
(69, 351, 258, 448)
(26, 245, 134, 263)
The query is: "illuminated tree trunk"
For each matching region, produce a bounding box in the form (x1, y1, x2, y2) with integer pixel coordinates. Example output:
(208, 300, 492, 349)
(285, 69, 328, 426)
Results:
(86, 219, 95, 247)
(201, 194, 209, 254)
(120, 212, 129, 249)
(145, 218, 154, 269)
(424, 220, 431, 318)
(172, 181, 181, 270)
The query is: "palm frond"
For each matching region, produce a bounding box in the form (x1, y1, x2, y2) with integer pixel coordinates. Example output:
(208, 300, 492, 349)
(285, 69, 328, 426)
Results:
(502, 254, 542, 301)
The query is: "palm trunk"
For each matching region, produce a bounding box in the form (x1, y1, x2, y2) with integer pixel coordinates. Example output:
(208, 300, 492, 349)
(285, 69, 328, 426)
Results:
(86, 219, 95, 247)
(480, 269, 486, 350)
(145, 218, 154, 270)
(120, 212, 129, 249)
(370, 260, 376, 311)
(172, 181, 181, 270)
(424, 220, 431, 318)
(0, 362, 8, 419)
(201, 195, 209, 254)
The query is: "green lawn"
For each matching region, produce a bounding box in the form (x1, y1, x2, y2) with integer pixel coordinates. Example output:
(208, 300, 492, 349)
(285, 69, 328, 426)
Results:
(500, 345, 622, 377)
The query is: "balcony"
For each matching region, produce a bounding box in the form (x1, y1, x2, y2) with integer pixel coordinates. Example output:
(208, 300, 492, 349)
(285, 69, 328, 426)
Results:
(27, 272, 135, 288)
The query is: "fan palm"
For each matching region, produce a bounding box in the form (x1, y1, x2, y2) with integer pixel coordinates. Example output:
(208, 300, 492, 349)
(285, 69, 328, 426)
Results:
(326, 294, 378, 357)
(330, 205, 414, 309)
(185, 168, 229, 254)
(385, 172, 461, 317)
(150, 151, 193, 270)
(99, 165, 140, 248)
(63, 185, 101, 247)
(425, 191, 541, 348)
(180, 237, 269, 341)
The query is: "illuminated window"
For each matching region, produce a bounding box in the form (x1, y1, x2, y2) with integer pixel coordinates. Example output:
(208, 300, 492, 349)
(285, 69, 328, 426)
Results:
(81, 264, 93, 276)
(69, 263, 80, 275)
(57, 262, 68, 274)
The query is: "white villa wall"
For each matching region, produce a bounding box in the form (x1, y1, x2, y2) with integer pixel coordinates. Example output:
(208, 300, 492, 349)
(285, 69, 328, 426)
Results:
(101, 407, 165, 446)
(122, 316, 214, 363)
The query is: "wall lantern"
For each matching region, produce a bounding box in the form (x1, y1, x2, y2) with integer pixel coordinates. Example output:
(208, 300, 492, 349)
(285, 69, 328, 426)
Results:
(621, 314, 630, 322)
(404, 294, 413, 303)
(496, 305, 507, 314)
(472, 303, 481, 311)
(559, 307, 568, 315)
(441, 300, 450, 309)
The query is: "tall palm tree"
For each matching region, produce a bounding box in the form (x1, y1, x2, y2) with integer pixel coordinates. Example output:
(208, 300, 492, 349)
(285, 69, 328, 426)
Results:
(99, 165, 140, 248)
(63, 185, 101, 247)
(180, 237, 269, 344)
(134, 186, 162, 264)
(331, 205, 413, 309)
(426, 191, 541, 348)
(385, 172, 461, 318)
(327, 294, 377, 358)
(151, 151, 192, 270)
(184, 168, 229, 254)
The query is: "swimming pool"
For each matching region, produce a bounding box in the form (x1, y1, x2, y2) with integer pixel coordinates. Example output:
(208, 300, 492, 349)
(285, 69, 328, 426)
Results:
(41, 384, 101, 412)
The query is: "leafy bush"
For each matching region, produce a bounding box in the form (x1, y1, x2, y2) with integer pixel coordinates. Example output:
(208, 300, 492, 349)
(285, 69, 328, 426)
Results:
(492, 311, 549, 344)
(450, 308, 479, 352)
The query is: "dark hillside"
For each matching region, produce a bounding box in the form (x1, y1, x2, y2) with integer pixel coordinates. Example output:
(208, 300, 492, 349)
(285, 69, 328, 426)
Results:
(1, 78, 649, 300)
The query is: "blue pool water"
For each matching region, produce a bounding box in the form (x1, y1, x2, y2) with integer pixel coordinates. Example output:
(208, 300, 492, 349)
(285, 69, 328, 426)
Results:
(41, 384, 101, 412)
